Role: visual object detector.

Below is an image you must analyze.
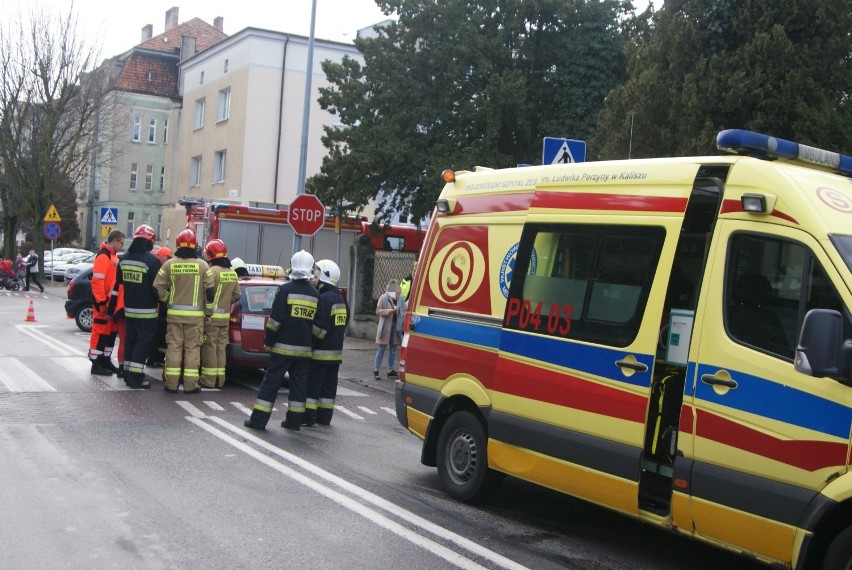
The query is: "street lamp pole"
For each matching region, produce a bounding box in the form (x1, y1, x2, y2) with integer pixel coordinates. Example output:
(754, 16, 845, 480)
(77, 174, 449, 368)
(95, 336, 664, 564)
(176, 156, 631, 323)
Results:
(294, 0, 318, 254)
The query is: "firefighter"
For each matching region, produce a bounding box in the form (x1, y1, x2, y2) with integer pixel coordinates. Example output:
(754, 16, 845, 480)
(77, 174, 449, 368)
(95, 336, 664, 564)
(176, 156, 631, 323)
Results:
(244, 250, 317, 431)
(200, 239, 241, 389)
(89, 230, 126, 376)
(153, 229, 214, 393)
(146, 247, 172, 367)
(108, 225, 161, 389)
(305, 259, 348, 426)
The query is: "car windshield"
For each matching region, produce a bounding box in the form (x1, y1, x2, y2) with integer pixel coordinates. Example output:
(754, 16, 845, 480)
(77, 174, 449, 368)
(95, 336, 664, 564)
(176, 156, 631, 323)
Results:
(244, 285, 278, 312)
(831, 235, 852, 274)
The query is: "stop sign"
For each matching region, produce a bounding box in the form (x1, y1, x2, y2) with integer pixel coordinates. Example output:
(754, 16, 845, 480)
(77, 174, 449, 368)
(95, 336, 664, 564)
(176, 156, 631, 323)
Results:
(288, 194, 325, 236)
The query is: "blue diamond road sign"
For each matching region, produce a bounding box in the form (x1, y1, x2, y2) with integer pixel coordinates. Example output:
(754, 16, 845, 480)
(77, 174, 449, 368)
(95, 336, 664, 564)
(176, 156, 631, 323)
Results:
(542, 137, 586, 165)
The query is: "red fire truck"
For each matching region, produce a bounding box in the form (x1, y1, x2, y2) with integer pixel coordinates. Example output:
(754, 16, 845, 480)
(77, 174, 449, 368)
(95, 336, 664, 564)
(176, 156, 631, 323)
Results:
(178, 198, 425, 289)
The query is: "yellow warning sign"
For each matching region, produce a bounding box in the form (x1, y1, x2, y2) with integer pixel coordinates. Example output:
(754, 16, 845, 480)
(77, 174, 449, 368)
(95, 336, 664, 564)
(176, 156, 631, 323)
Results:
(101, 225, 114, 238)
(43, 204, 61, 223)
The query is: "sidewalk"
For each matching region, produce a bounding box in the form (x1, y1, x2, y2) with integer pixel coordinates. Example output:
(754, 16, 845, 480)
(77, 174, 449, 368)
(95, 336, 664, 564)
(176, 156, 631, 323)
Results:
(340, 335, 395, 395)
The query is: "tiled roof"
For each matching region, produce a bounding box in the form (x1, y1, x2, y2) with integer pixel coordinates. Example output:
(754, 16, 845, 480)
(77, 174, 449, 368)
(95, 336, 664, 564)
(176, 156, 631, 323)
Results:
(109, 17, 227, 99)
(136, 17, 227, 55)
(112, 53, 180, 98)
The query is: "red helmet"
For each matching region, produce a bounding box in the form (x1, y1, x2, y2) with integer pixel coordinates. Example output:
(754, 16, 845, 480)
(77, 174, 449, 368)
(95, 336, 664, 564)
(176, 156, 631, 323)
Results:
(176, 229, 197, 249)
(133, 224, 156, 242)
(205, 239, 227, 260)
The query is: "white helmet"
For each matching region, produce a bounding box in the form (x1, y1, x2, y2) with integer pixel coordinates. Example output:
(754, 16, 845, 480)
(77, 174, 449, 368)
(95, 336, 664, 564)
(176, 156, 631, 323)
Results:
(289, 250, 315, 280)
(315, 259, 340, 287)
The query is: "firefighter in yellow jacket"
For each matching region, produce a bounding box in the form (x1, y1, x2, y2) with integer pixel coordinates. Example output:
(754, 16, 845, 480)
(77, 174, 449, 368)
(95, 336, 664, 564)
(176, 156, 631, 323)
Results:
(153, 229, 214, 393)
(200, 239, 241, 388)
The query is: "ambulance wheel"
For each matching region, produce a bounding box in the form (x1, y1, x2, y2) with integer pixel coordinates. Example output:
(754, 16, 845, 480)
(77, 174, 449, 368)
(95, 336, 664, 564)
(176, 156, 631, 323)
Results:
(437, 411, 502, 502)
(823, 525, 852, 570)
(75, 305, 93, 332)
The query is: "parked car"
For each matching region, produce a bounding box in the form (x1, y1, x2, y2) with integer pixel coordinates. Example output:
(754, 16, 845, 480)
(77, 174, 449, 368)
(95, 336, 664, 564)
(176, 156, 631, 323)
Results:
(45, 250, 92, 279)
(65, 267, 93, 332)
(227, 266, 349, 370)
(227, 276, 280, 370)
(64, 262, 93, 282)
(51, 252, 95, 281)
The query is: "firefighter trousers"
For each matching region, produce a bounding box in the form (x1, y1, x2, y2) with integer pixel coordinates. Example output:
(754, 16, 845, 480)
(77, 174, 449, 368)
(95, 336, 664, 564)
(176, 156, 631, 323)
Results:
(200, 323, 228, 388)
(306, 361, 341, 426)
(164, 320, 203, 391)
(248, 355, 309, 429)
(123, 316, 157, 385)
(89, 312, 118, 362)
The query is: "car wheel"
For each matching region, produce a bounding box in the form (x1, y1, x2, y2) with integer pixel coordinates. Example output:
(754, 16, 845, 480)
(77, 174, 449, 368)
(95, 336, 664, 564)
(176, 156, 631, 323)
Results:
(436, 410, 503, 502)
(75, 305, 93, 332)
(823, 525, 852, 570)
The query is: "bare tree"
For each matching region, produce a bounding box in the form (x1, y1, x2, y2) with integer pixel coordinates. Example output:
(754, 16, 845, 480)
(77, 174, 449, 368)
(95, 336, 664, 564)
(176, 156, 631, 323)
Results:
(0, 3, 109, 261)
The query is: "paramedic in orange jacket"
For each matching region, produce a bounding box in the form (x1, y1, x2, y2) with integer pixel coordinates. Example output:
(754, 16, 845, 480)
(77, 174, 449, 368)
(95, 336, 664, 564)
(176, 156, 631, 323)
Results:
(89, 230, 125, 376)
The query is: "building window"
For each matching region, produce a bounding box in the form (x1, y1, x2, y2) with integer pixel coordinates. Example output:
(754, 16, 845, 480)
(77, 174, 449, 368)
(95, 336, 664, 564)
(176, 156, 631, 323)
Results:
(213, 150, 226, 183)
(126, 211, 135, 237)
(130, 163, 138, 191)
(159, 166, 165, 193)
(132, 116, 141, 141)
(145, 165, 154, 191)
(190, 156, 202, 187)
(163, 119, 169, 145)
(217, 88, 231, 122)
(200, 71, 205, 84)
(194, 98, 205, 130)
(156, 214, 162, 239)
(224, 59, 229, 73)
(147, 118, 157, 143)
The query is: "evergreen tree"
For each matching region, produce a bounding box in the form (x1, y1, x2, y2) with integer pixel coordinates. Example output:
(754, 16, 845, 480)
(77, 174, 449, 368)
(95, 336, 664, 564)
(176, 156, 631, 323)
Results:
(309, 0, 634, 222)
(593, 0, 852, 159)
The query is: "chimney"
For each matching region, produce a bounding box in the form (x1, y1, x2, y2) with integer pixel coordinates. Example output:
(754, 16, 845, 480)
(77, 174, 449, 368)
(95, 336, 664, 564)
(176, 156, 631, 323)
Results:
(165, 7, 179, 31)
(214, 17, 223, 31)
(141, 24, 153, 42)
(180, 35, 196, 62)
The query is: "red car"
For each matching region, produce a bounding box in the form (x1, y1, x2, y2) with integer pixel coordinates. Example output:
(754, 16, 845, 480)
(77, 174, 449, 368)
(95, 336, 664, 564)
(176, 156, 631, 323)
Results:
(226, 267, 349, 370)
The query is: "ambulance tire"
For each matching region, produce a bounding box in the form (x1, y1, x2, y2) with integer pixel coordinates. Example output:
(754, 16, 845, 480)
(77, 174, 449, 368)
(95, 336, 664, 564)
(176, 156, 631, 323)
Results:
(823, 525, 852, 570)
(436, 411, 503, 503)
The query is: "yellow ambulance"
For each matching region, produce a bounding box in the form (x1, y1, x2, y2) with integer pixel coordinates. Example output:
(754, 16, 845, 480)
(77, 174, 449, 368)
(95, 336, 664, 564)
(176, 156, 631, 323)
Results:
(395, 130, 852, 569)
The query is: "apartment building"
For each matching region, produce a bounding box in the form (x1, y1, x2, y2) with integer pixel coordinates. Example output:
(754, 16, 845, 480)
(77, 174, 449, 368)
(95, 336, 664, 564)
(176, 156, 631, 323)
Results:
(78, 8, 226, 248)
(160, 27, 365, 240)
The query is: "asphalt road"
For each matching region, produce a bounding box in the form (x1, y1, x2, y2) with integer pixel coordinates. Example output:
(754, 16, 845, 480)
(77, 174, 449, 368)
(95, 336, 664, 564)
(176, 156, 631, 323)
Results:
(0, 287, 765, 570)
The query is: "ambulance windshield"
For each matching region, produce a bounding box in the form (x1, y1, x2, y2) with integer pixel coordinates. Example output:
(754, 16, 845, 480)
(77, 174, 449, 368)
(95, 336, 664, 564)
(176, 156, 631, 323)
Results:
(830, 235, 852, 273)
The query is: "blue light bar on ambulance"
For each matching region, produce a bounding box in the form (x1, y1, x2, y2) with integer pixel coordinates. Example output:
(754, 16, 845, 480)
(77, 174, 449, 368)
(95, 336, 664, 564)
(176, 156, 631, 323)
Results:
(717, 129, 852, 177)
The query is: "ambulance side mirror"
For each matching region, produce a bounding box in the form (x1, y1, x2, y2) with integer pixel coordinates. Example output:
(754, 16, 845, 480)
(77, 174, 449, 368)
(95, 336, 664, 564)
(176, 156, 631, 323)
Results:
(795, 309, 852, 384)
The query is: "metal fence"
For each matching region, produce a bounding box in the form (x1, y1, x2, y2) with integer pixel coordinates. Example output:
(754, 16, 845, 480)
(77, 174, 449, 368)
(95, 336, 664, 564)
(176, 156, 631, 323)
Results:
(358, 251, 416, 313)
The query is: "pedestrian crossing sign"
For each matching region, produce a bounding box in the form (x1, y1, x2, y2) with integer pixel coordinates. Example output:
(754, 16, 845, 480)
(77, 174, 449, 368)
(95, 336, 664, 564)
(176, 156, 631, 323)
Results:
(100, 207, 118, 225)
(542, 137, 587, 165)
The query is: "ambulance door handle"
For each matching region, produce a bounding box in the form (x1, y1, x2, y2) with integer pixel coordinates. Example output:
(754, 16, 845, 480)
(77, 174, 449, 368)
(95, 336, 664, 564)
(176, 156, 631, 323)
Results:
(615, 359, 648, 373)
(700, 374, 738, 389)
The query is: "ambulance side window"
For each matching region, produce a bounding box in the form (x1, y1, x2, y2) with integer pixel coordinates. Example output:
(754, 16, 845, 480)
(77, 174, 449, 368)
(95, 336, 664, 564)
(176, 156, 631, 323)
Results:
(505, 224, 664, 347)
(725, 233, 852, 359)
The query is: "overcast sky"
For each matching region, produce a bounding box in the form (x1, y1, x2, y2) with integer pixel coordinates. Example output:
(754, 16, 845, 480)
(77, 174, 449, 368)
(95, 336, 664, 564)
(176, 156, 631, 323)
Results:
(2, 0, 396, 60)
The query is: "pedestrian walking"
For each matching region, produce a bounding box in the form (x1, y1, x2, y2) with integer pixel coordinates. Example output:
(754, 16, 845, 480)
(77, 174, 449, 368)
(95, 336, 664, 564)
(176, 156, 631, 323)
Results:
(107, 225, 161, 389)
(304, 259, 348, 426)
(200, 239, 241, 389)
(153, 229, 214, 393)
(89, 231, 126, 375)
(146, 246, 172, 367)
(373, 279, 404, 380)
(244, 250, 318, 431)
(24, 249, 44, 293)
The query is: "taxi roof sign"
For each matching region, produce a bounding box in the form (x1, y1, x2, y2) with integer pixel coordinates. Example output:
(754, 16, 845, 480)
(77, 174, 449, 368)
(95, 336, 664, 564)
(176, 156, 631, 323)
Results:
(43, 204, 61, 223)
(245, 264, 287, 279)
